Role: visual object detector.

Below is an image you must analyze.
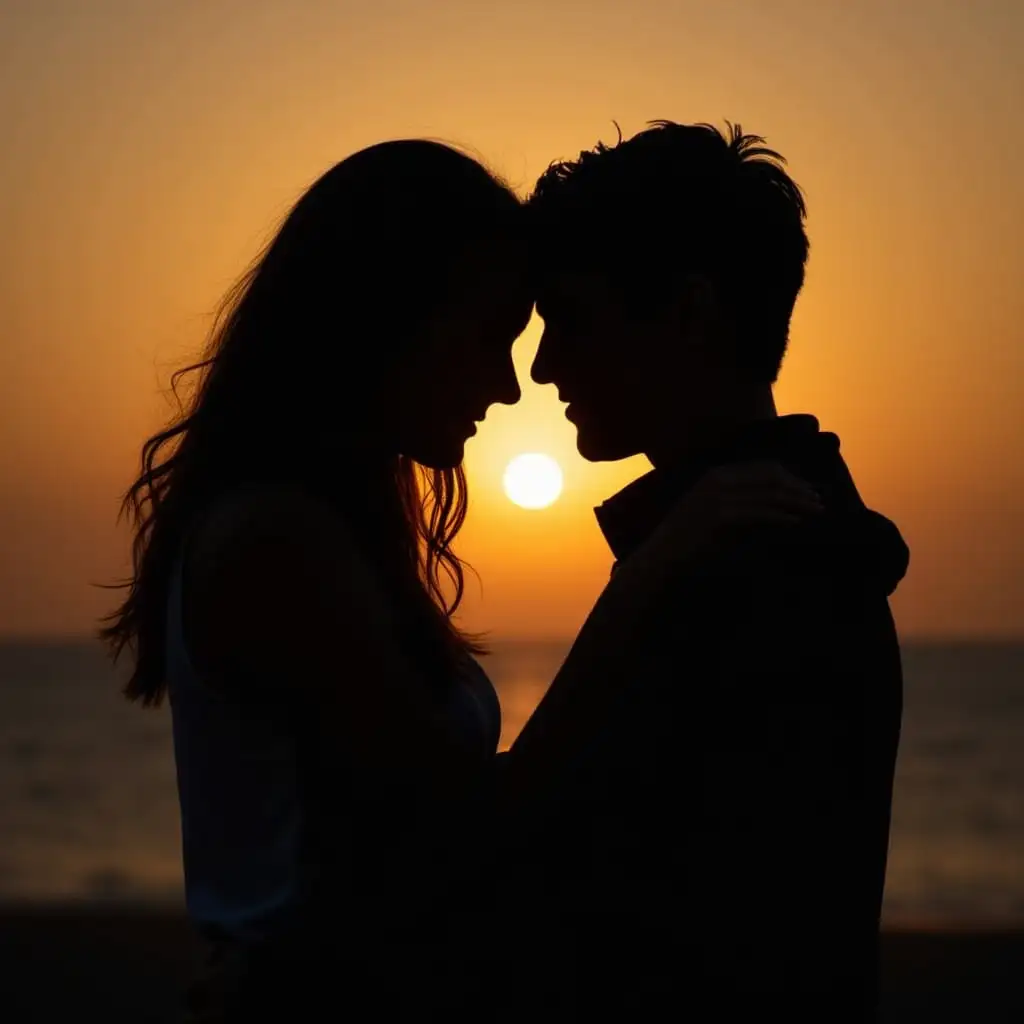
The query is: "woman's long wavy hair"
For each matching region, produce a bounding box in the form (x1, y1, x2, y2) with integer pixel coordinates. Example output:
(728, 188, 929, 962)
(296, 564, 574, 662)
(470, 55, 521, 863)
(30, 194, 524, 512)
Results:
(99, 140, 523, 706)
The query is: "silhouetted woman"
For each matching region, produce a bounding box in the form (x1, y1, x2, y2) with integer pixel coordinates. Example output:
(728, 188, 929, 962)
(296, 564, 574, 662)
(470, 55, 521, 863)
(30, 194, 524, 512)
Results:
(100, 140, 532, 1019)
(100, 139, 821, 1020)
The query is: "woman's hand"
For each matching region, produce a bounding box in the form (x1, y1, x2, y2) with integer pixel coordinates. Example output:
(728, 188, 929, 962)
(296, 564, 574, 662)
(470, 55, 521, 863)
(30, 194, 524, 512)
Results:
(640, 460, 823, 567)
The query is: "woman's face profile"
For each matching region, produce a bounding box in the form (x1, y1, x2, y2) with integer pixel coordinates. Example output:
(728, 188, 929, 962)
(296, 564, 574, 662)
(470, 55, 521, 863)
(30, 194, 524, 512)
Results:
(384, 236, 534, 469)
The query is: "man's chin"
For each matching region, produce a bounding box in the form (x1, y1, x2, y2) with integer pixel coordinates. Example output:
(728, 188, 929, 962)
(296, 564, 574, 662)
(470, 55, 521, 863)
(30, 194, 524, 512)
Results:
(574, 425, 638, 464)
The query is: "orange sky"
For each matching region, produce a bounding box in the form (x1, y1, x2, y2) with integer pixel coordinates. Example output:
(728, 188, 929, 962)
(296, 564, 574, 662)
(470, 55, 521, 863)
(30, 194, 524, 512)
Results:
(1, 0, 1021, 639)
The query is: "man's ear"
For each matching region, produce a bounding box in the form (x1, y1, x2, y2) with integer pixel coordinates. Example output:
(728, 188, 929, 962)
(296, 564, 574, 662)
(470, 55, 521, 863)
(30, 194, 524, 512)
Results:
(668, 273, 722, 341)
(682, 273, 720, 320)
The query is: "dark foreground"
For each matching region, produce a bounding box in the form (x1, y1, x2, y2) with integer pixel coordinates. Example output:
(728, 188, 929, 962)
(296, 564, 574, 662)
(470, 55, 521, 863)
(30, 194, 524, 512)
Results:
(1, 905, 1022, 1022)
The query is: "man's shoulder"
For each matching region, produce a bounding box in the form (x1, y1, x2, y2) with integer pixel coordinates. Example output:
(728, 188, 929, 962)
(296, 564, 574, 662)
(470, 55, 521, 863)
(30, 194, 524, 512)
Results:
(621, 527, 900, 680)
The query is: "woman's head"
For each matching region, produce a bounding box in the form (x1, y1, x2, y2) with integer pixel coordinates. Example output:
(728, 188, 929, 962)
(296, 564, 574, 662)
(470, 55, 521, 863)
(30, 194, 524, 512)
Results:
(213, 139, 530, 469)
(101, 140, 532, 703)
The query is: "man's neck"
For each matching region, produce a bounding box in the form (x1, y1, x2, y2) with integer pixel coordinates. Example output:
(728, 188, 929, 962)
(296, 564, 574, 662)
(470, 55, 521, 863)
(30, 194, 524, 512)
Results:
(644, 387, 777, 470)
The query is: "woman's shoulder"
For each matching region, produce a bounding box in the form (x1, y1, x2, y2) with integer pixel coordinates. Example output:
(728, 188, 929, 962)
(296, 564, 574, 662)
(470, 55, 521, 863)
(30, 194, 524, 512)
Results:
(189, 482, 342, 552)
(185, 483, 380, 592)
(180, 482, 389, 694)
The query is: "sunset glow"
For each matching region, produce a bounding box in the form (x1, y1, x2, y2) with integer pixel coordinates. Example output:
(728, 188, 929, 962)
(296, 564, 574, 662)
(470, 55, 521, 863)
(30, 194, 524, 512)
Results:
(0, 1, 1021, 640)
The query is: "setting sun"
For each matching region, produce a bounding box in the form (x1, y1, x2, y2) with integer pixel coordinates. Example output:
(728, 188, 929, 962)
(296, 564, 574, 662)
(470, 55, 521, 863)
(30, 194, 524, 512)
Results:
(503, 453, 564, 510)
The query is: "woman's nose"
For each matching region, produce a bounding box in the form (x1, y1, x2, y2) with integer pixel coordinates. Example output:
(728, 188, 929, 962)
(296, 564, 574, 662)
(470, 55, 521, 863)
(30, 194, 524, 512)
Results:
(494, 360, 522, 406)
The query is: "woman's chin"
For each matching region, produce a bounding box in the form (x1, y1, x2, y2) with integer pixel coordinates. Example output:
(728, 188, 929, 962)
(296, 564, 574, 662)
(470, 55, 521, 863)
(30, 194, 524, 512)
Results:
(404, 436, 468, 471)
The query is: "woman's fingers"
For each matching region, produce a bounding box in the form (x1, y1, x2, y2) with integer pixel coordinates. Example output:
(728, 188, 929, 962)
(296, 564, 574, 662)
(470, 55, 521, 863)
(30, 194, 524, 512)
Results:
(719, 486, 824, 527)
(727, 483, 823, 510)
(722, 506, 808, 526)
(773, 484, 823, 511)
(714, 462, 817, 495)
(712, 460, 798, 486)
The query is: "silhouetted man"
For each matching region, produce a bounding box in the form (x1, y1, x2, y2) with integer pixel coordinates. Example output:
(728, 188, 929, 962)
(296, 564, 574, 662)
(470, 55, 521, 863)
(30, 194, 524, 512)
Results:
(512, 122, 907, 1021)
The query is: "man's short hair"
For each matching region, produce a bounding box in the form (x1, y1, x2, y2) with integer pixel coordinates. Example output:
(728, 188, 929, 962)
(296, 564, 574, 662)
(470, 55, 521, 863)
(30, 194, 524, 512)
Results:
(528, 121, 809, 383)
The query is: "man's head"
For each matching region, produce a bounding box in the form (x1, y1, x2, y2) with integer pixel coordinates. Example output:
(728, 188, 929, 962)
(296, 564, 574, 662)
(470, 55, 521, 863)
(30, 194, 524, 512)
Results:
(528, 121, 809, 462)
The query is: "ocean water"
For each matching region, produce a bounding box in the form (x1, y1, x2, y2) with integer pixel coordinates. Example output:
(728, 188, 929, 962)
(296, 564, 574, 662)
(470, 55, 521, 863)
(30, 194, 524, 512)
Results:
(0, 638, 1021, 926)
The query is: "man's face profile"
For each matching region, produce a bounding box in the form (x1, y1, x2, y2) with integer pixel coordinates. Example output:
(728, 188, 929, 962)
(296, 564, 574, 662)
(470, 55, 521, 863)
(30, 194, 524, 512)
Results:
(532, 267, 704, 462)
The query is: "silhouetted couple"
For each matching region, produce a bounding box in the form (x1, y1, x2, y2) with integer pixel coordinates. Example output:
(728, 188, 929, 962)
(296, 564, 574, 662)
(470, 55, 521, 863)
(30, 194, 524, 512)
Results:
(102, 120, 907, 1021)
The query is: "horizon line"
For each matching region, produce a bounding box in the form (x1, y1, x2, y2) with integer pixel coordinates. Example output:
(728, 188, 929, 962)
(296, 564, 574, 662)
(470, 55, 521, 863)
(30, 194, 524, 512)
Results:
(1, 631, 1023, 647)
